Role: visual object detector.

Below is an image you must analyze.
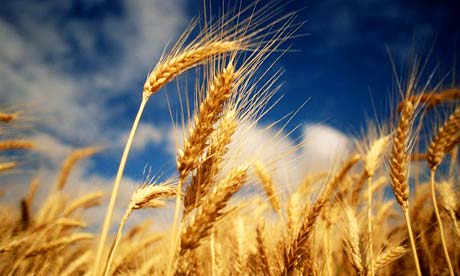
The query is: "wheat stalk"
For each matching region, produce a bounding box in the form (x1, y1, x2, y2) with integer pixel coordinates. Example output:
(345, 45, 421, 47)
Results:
(389, 99, 422, 276)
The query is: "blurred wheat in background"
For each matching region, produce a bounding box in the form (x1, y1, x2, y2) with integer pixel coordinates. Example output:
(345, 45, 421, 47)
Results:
(1, 1, 460, 275)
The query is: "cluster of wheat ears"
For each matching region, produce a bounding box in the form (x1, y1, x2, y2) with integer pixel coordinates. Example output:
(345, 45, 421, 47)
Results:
(1, 3, 460, 276)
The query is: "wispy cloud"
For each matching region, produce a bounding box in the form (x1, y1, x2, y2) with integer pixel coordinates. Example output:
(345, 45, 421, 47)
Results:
(0, 0, 186, 143)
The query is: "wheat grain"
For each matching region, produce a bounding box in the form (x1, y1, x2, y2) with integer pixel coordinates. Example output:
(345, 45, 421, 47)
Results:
(254, 161, 281, 214)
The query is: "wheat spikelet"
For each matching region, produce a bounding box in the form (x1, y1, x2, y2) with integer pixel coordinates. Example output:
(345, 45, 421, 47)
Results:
(0, 236, 29, 253)
(343, 207, 364, 274)
(63, 191, 104, 216)
(374, 245, 407, 273)
(389, 100, 413, 209)
(283, 195, 325, 274)
(130, 183, 178, 210)
(179, 166, 248, 255)
(327, 154, 361, 195)
(177, 62, 236, 179)
(184, 109, 237, 214)
(390, 97, 422, 275)
(283, 155, 360, 274)
(24, 233, 93, 258)
(143, 41, 241, 100)
(0, 112, 17, 123)
(256, 220, 272, 276)
(364, 136, 389, 178)
(287, 192, 302, 233)
(61, 251, 92, 276)
(103, 182, 177, 276)
(0, 140, 34, 151)
(232, 217, 247, 275)
(56, 147, 101, 190)
(110, 234, 162, 275)
(254, 161, 281, 214)
(25, 176, 39, 209)
(427, 107, 460, 170)
(0, 162, 16, 172)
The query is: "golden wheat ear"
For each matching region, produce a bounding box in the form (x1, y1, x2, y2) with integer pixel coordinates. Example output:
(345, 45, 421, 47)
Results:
(389, 97, 423, 276)
(56, 146, 102, 191)
(0, 140, 34, 151)
(425, 107, 460, 276)
(0, 112, 18, 123)
(103, 180, 178, 276)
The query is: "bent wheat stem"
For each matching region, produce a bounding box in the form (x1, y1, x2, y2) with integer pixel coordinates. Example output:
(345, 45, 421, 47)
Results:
(94, 98, 147, 276)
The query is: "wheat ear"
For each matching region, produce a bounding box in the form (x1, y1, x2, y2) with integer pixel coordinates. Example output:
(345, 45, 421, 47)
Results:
(56, 147, 101, 190)
(427, 107, 460, 170)
(374, 245, 407, 273)
(438, 182, 460, 238)
(0, 161, 16, 172)
(176, 167, 248, 274)
(25, 233, 93, 258)
(170, 62, 236, 275)
(94, 39, 242, 276)
(177, 62, 236, 179)
(363, 135, 389, 276)
(143, 41, 240, 100)
(257, 220, 272, 276)
(0, 140, 34, 151)
(103, 183, 177, 276)
(389, 99, 422, 276)
(343, 207, 364, 274)
(184, 109, 237, 214)
(254, 161, 281, 214)
(0, 112, 17, 123)
(425, 108, 460, 276)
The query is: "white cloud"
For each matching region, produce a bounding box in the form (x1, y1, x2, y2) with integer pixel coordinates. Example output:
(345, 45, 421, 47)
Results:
(302, 124, 353, 173)
(0, 0, 186, 229)
(0, 0, 186, 143)
(164, 117, 354, 194)
(121, 123, 164, 151)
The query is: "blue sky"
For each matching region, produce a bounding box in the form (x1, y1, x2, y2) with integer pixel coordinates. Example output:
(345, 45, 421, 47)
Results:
(0, 0, 459, 202)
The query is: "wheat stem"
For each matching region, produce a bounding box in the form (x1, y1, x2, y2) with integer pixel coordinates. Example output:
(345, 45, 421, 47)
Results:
(430, 170, 454, 276)
(94, 97, 147, 276)
(102, 208, 132, 276)
(367, 176, 374, 276)
(402, 208, 422, 276)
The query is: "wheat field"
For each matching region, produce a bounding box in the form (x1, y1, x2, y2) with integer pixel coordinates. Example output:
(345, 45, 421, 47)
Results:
(1, 2, 459, 276)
